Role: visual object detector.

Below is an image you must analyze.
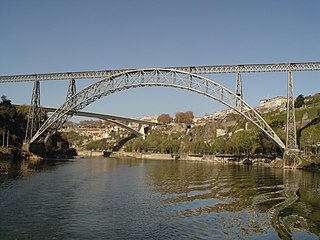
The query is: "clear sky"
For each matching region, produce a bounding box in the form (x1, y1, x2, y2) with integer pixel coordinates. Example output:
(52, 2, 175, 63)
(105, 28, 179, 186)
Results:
(1, 0, 319, 119)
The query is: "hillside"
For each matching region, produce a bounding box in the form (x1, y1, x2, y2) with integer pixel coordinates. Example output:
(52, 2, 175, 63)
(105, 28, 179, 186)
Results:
(124, 93, 320, 161)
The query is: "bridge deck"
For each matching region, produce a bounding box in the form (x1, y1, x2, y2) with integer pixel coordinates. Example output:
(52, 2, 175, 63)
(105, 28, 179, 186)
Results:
(1, 62, 320, 82)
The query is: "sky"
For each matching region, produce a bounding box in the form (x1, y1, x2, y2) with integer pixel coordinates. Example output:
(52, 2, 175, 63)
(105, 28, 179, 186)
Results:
(0, 0, 319, 119)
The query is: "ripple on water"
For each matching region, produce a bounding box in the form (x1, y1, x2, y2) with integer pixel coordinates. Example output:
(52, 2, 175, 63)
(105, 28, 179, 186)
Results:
(1, 158, 320, 239)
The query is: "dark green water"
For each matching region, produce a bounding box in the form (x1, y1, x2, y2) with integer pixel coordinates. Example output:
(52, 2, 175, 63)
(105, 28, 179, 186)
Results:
(0, 158, 319, 239)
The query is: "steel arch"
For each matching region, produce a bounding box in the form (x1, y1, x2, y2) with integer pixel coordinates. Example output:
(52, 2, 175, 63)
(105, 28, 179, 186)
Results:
(30, 68, 285, 149)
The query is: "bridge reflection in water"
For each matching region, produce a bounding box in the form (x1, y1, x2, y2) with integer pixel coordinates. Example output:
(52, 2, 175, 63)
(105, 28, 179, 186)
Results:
(0, 158, 319, 239)
(147, 161, 320, 239)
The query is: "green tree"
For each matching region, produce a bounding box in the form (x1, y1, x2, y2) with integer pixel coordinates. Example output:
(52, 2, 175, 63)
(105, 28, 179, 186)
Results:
(295, 94, 305, 108)
(189, 140, 208, 154)
(213, 131, 254, 155)
(0, 96, 27, 147)
(300, 123, 320, 154)
(131, 138, 145, 152)
(253, 129, 277, 154)
(211, 137, 228, 154)
(145, 130, 162, 152)
(160, 139, 180, 154)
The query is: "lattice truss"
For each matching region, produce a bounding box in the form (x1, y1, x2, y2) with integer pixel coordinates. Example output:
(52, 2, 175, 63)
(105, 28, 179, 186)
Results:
(0, 62, 319, 82)
(30, 69, 285, 149)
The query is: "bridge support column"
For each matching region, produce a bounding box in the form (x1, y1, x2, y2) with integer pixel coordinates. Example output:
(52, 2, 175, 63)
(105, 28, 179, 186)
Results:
(283, 148, 301, 168)
(235, 72, 243, 109)
(25, 80, 41, 143)
(66, 79, 77, 101)
(64, 78, 77, 116)
(138, 124, 148, 139)
(284, 71, 300, 167)
(286, 71, 297, 149)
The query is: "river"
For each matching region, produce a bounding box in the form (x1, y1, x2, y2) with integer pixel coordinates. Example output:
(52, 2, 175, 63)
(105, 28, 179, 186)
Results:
(0, 157, 319, 239)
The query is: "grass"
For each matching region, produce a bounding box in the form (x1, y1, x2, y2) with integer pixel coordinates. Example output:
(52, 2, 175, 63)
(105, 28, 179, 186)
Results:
(262, 102, 320, 129)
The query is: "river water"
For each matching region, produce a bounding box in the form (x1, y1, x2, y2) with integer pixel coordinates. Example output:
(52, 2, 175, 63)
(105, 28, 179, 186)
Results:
(0, 157, 319, 240)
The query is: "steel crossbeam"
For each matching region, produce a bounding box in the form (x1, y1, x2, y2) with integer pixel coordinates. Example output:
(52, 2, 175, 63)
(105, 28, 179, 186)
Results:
(1, 62, 319, 83)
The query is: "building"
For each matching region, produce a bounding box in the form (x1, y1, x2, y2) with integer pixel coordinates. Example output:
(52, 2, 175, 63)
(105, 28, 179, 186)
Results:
(140, 115, 158, 123)
(211, 109, 236, 120)
(258, 96, 287, 112)
(216, 128, 227, 137)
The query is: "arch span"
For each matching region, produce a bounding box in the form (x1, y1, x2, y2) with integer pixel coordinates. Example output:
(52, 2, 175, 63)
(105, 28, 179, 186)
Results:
(30, 68, 285, 149)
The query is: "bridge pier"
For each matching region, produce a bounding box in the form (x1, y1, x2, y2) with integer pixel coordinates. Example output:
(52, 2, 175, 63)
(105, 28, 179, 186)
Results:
(66, 78, 77, 100)
(283, 148, 301, 168)
(235, 71, 243, 109)
(22, 141, 30, 152)
(283, 71, 301, 168)
(286, 71, 298, 150)
(25, 80, 41, 142)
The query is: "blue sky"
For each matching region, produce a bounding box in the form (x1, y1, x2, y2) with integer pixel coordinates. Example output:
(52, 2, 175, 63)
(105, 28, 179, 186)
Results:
(1, 0, 319, 119)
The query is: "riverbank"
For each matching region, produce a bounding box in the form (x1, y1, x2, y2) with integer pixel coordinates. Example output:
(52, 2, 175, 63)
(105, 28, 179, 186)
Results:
(77, 150, 106, 157)
(109, 151, 280, 165)
(71, 150, 320, 169)
(79, 150, 229, 162)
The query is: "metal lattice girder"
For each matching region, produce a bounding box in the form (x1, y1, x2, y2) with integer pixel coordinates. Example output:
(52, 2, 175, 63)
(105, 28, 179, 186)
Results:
(286, 72, 298, 150)
(1, 62, 320, 82)
(66, 79, 77, 100)
(176, 62, 320, 74)
(235, 72, 243, 108)
(29, 68, 285, 149)
(25, 80, 41, 142)
(65, 78, 77, 116)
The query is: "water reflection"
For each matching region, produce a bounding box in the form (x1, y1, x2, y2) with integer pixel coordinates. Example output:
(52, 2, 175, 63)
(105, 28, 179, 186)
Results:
(147, 161, 320, 239)
(0, 157, 150, 183)
(277, 170, 320, 239)
(0, 159, 38, 182)
(0, 158, 319, 239)
(0, 158, 73, 184)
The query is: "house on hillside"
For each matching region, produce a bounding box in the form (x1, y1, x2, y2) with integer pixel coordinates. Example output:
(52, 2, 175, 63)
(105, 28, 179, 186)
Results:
(257, 96, 287, 113)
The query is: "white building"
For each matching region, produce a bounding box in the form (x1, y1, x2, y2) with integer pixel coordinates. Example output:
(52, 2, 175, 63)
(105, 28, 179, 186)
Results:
(211, 109, 236, 120)
(216, 128, 227, 137)
(140, 115, 158, 123)
(259, 96, 287, 110)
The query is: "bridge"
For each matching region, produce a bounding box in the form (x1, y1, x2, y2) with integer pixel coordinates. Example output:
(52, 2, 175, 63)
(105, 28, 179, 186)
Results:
(42, 106, 158, 137)
(13, 105, 158, 138)
(1, 61, 320, 167)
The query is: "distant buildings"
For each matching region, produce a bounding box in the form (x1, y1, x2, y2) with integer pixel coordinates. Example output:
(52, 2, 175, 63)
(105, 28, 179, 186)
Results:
(210, 109, 236, 120)
(216, 128, 227, 137)
(140, 115, 158, 123)
(60, 95, 288, 146)
(257, 96, 287, 113)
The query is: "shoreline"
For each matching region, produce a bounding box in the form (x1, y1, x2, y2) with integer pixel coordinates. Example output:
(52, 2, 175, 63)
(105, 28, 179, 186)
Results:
(52, 150, 319, 170)
(108, 151, 280, 166)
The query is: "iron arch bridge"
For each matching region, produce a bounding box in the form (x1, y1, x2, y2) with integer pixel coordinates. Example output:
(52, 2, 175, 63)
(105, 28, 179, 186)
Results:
(30, 68, 286, 149)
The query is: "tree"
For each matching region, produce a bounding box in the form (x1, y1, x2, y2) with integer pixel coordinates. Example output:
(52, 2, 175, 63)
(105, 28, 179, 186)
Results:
(211, 137, 228, 154)
(175, 111, 194, 123)
(131, 138, 145, 152)
(160, 139, 180, 154)
(300, 123, 320, 154)
(295, 94, 305, 108)
(144, 130, 162, 152)
(0, 96, 27, 147)
(253, 129, 277, 154)
(157, 114, 173, 124)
